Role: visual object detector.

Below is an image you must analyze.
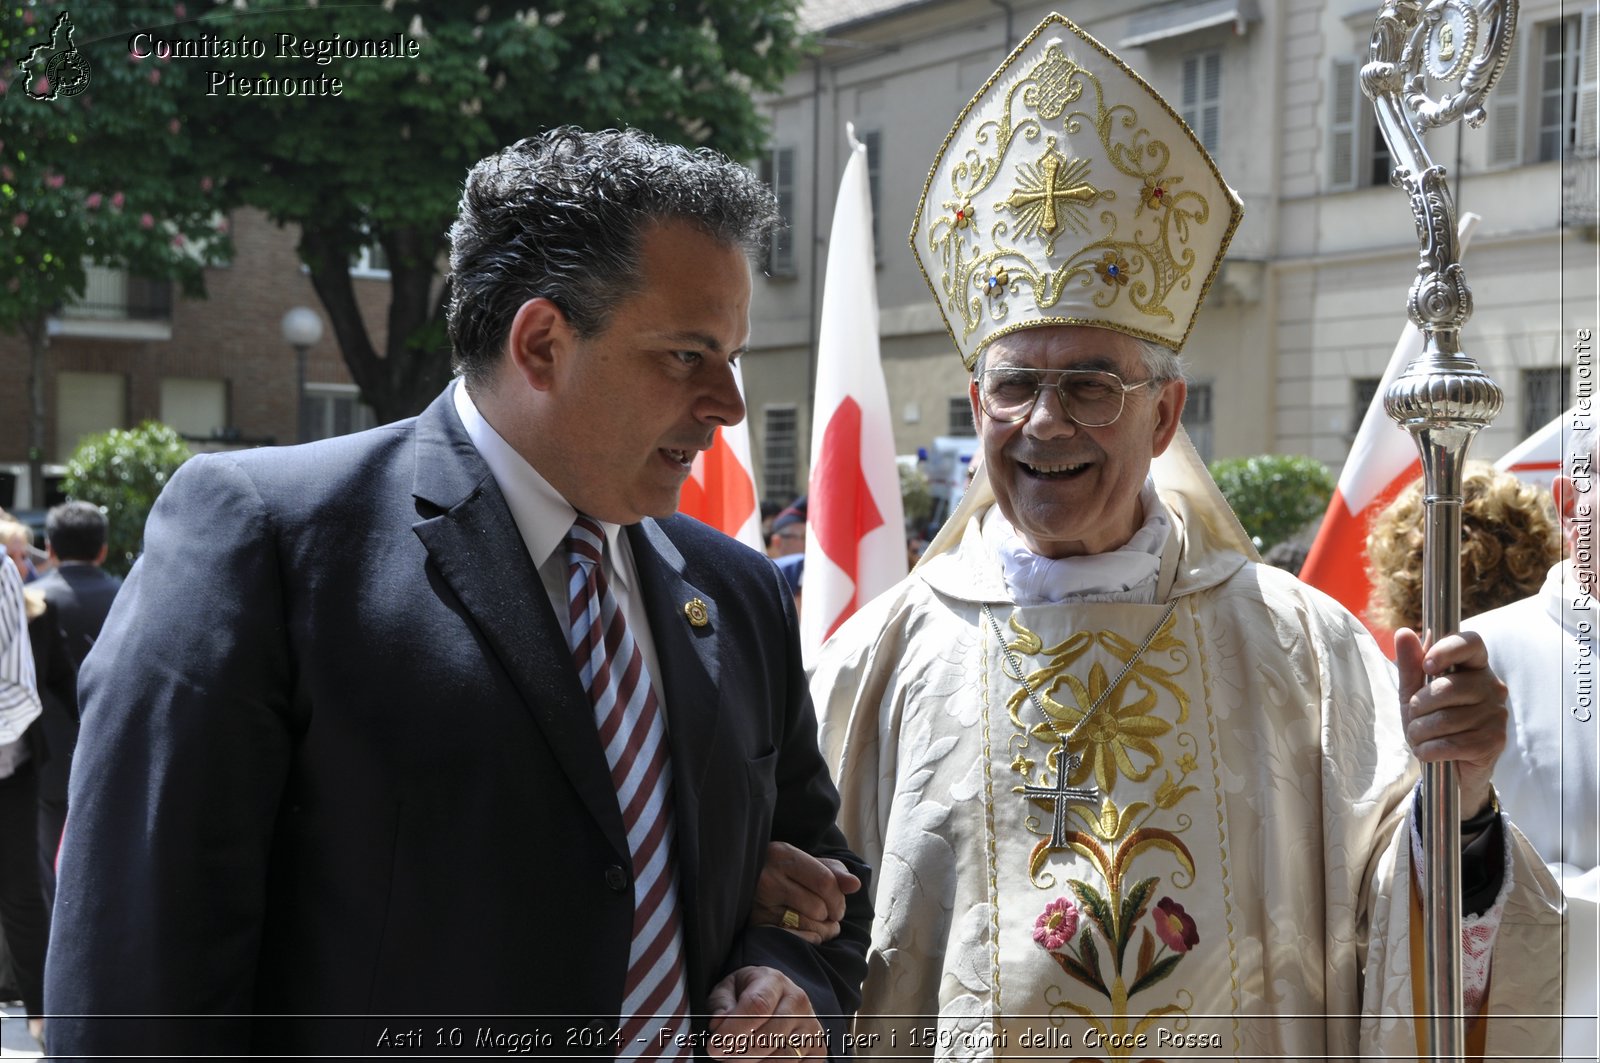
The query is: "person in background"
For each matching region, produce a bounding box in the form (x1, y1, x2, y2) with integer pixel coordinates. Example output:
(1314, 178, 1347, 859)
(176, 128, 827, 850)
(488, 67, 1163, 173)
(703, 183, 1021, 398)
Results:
(1462, 423, 1599, 1063)
(30, 502, 122, 905)
(0, 553, 43, 1045)
(1367, 461, 1561, 634)
(767, 498, 808, 558)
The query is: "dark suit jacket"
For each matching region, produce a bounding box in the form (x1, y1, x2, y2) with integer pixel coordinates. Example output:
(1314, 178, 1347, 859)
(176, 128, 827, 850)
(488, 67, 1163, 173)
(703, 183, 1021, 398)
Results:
(29, 565, 119, 805)
(46, 388, 871, 1057)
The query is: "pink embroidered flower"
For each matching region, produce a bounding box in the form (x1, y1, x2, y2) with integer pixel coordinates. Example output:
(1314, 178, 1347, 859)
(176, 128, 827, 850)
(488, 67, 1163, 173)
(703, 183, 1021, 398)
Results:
(1152, 897, 1199, 953)
(1032, 897, 1079, 950)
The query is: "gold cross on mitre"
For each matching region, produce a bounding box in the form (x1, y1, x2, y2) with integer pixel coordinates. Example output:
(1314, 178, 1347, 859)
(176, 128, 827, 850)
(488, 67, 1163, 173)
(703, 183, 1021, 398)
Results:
(1022, 744, 1099, 848)
(1004, 139, 1104, 239)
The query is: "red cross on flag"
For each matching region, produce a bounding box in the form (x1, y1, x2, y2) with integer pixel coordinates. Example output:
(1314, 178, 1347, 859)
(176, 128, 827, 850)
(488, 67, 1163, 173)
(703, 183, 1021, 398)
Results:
(800, 125, 907, 660)
(677, 362, 763, 552)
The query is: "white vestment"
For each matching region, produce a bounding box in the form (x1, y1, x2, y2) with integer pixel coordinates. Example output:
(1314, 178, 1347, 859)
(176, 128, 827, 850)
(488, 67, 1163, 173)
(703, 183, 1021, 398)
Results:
(1466, 562, 1599, 1061)
(813, 441, 1563, 1061)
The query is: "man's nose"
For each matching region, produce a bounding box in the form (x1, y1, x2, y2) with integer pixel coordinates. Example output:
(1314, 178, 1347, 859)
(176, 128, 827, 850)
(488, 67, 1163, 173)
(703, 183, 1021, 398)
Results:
(699, 362, 746, 427)
(1025, 381, 1080, 438)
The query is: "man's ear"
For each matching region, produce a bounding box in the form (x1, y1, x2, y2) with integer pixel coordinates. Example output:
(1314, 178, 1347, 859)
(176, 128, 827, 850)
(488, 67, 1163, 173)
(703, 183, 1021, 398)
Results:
(1150, 378, 1188, 457)
(505, 298, 572, 392)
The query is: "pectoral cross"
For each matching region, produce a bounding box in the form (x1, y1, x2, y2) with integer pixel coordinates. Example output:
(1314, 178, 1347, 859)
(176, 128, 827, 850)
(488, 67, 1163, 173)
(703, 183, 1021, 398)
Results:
(1006, 151, 1100, 234)
(1022, 744, 1100, 848)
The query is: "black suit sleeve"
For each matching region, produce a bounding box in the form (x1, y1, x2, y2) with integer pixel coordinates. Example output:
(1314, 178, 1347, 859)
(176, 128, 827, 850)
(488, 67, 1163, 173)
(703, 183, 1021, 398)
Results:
(46, 455, 295, 1057)
(717, 564, 872, 1058)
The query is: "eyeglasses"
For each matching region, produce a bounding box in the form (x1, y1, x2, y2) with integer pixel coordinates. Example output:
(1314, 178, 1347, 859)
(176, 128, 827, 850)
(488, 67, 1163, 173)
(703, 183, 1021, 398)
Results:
(976, 367, 1163, 426)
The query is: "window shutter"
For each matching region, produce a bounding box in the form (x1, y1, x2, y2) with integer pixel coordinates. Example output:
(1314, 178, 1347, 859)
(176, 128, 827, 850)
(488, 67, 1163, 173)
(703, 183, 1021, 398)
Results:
(1489, 29, 1524, 165)
(1329, 57, 1359, 190)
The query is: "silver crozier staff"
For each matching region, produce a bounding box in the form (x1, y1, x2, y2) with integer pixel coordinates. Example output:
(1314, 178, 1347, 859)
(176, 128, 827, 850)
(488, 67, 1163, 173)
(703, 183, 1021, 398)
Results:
(1361, 1, 1519, 1059)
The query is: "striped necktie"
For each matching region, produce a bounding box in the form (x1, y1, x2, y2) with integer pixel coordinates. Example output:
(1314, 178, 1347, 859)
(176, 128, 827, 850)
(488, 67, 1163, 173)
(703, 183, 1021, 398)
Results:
(565, 516, 691, 1058)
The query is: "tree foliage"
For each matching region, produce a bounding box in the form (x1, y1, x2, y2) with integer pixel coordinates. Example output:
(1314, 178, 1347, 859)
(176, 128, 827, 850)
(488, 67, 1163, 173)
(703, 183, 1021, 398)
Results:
(1, 2, 233, 333)
(148, 0, 810, 422)
(62, 422, 192, 576)
(1208, 453, 1335, 552)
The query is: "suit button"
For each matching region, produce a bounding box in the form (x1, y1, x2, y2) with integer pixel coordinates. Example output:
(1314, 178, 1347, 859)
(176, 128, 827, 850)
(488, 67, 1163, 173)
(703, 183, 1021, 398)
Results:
(605, 865, 629, 892)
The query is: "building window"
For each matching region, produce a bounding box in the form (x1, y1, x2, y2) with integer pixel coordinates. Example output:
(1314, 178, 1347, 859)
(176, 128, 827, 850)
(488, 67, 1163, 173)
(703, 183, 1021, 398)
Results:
(303, 384, 377, 442)
(762, 404, 799, 504)
(1182, 380, 1214, 462)
(1329, 58, 1392, 190)
(946, 395, 975, 437)
(57, 263, 171, 321)
(1523, 367, 1572, 437)
(56, 371, 127, 461)
(349, 240, 390, 277)
(1352, 376, 1383, 437)
(1538, 16, 1587, 162)
(760, 147, 797, 277)
(861, 128, 883, 261)
(1181, 49, 1221, 153)
(160, 378, 229, 439)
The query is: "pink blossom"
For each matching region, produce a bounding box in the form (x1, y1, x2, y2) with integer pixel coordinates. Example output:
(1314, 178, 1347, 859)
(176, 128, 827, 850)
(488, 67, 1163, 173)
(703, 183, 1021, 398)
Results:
(32, 77, 49, 96)
(175, 2, 187, 15)
(200, 176, 214, 193)
(1032, 897, 1079, 951)
(149, 68, 161, 85)
(12, 212, 28, 229)
(45, 173, 64, 189)
(168, 118, 180, 135)
(139, 213, 154, 229)
(85, 192, 102, 209)
(1, 166, 12, 182)
(111, 192, 125, 210)
(23, 9, 34, 24)
(171, 233, 186, 248)
(1152, 897, 1199, 954)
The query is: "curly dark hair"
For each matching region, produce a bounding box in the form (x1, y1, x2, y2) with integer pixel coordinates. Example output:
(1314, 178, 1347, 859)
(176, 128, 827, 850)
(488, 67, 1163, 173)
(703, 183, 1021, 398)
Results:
(1366, 462, 1561, 632)
(447, 126, 781, 384)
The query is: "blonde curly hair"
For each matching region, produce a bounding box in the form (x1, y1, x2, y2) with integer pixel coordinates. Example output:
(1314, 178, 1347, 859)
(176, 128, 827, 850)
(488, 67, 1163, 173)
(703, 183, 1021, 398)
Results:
(1366, 462, 1561, 632)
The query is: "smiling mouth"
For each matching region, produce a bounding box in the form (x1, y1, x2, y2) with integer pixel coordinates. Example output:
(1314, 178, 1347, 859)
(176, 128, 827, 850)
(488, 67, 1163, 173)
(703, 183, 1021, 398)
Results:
(1021, 460, 1091, 478)
(661, 448, 694, 468)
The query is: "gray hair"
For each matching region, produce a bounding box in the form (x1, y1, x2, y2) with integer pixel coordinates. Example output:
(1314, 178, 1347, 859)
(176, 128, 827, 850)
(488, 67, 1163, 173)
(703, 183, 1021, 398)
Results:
(447, 126, 781, 385)
(973, 333, 1185, 381)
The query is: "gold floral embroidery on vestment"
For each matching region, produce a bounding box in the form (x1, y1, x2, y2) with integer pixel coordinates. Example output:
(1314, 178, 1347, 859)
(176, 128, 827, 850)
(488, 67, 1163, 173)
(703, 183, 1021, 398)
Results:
(1003, 609, 1205, 1057)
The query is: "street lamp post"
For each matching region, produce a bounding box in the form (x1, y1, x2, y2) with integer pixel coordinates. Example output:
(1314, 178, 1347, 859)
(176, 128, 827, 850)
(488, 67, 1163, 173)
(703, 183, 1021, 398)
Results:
(280, 307, 324, 445)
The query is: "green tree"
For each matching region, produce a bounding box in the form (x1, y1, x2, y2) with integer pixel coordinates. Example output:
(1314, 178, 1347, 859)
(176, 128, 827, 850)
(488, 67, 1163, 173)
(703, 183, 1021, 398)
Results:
(164, 0, 809, 423)
(1208, 453, 1335, 552)
(61, 422, 192, 576)
(2, 3, 233, 503)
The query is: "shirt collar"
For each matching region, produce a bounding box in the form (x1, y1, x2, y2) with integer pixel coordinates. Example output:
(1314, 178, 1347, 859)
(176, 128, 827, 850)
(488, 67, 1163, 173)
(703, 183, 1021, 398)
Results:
(451, 379, 631, 588)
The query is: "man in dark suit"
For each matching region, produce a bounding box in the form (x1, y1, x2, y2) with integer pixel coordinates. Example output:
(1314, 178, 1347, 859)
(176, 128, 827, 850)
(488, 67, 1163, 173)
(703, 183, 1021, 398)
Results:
(45, 127, 870, 1059)
(30, 501, 121, 906)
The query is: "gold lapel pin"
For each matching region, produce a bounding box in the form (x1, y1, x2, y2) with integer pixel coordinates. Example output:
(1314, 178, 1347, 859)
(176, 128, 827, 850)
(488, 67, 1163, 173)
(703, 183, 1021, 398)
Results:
(683, 598, 710, 628)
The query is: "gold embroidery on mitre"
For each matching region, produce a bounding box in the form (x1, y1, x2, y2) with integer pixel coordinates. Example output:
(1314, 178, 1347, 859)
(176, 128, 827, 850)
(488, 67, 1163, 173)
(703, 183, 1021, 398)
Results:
(909, 13, 1245, 367)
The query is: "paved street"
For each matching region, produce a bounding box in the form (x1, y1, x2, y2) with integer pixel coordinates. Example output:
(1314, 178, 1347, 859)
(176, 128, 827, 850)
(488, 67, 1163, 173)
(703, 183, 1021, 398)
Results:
(0, 1001, 43, 1058)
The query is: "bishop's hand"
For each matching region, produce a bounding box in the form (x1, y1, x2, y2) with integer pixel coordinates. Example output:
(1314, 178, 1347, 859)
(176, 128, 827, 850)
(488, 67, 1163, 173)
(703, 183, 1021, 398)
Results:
(1394, 628, 1508, 822)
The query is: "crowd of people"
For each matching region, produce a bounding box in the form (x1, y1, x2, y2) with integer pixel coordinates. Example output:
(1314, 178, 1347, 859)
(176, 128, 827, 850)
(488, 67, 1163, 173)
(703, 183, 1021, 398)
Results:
(0, 11, 1591, 1062)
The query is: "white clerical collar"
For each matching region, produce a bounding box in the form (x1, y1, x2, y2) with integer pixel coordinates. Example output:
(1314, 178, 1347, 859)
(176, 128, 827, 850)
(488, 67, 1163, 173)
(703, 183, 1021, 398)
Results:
(986, 479, 1171, 605)
(451, 379, 631, 590)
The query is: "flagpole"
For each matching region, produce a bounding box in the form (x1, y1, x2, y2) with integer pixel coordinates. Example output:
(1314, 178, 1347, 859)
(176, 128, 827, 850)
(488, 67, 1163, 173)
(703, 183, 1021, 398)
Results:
(1361, 2, 1517, 1058)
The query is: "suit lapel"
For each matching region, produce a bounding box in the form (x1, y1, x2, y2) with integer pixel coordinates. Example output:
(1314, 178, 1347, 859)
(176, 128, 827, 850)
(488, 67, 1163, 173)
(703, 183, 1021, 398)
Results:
(627, 519, 725, 993)
(409, 389, 629, 862)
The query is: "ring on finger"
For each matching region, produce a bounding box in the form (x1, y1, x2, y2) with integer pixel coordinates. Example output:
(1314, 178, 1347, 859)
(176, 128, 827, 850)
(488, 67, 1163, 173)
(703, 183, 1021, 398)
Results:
(781, 908, 801, 930)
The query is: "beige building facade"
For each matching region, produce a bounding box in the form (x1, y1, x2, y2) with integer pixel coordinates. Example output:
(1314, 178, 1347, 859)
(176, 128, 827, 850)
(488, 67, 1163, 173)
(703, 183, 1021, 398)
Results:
(744, 0, 1597, 505)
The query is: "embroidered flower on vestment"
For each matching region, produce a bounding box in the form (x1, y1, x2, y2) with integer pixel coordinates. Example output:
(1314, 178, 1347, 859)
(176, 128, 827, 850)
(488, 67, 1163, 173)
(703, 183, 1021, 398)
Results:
(1152, 896, 1199, 953)
(1033, 896, 1079, 950)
